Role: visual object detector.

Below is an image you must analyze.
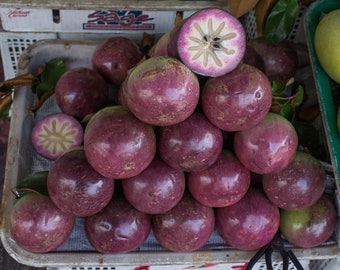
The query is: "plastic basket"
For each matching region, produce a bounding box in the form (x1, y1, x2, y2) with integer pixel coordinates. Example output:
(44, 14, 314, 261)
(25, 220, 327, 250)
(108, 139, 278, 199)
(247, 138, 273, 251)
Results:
(47, 259, 312, 270)
(304, 0, 340, 189)
(46, 259, 340, 270)
(46, 258, 340, 270)
(6, 42, 339, 268)
(0, 3, 339, 269)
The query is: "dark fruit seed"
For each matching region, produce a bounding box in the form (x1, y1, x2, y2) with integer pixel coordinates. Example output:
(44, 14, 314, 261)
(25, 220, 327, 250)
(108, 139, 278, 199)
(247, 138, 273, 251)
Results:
(177, 8, 246, 77)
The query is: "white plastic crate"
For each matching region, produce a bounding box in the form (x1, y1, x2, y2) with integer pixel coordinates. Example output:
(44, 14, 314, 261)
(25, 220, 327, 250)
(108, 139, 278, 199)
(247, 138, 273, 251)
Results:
(310, 258, 340, 270)
(47, 258, 340, 270)
(0, 8, 180, 36)
(47, 259, 312, 270)
(0, 31, 57, 79)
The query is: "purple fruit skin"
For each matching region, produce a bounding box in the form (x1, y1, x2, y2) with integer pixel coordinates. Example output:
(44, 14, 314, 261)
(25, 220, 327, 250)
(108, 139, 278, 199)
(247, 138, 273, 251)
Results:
(10, 193, 74, 253)
(263, 151, 326, 210)
(157, 112, 223, 172)
(85, 194, 151, 253)
(248, 37, 298, 82)
(92, 36, 143, 85)
(152, 193, 215, 252)
(242, 44, 265, 72)
(202, 63, 272, 131)
(149, 32, 170, 57)
(31, 112, 83, 160)
(280, 195, 337, 248)
(118, 77, 129, 106)
(233, 112, 298, 174)
(126, 56, 200, 126)
(47, 149, 114, 217)
(216, 187, 280, 250)
(84, 106, 156, 179)
(188, 150, 251, 208)
(122, 156, 185, 214)
(167, 19, 186, 59)
(177, 8, 246, 77)
(55, 67, 109, 119)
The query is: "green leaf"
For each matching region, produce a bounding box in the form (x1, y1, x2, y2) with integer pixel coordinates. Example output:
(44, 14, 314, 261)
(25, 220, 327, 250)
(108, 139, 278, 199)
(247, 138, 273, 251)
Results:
(41, 58, 67, 85)
(30, 58, 67, 116)
(291, 85, 304, 108)
(264, 0, 299, 45)
(280, 103, 294, 120)
(271, 80, 286, 97)
(13, 171, 49, 198)
(0, 102, 11, 118)
(35, 81, 55, 99)
(32, 58, 67, 94)
(276, 98, 290, 106)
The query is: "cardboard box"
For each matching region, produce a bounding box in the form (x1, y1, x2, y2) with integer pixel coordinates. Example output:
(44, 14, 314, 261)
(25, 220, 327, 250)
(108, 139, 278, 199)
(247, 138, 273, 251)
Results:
(0, 8, 180, 34)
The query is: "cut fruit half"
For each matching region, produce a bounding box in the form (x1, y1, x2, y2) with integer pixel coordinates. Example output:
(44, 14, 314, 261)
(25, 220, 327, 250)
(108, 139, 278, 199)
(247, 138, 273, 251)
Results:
(177, 8, 246, 77)
(31, 113, 83, 160)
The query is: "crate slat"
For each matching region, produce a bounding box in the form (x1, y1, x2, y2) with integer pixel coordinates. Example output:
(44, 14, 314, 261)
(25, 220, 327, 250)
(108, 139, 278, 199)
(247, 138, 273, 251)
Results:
(0, 0, 228, 11)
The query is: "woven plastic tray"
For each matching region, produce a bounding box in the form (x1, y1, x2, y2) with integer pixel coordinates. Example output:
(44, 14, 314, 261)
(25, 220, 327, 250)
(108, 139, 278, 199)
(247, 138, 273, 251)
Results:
(1, 2, 340, 267)
(304, 0, 340, 189)
(0, 37, 339, 268)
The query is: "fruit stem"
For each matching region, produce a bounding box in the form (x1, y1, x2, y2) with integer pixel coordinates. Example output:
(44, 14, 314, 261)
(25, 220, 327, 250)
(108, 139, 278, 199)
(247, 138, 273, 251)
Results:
(0, 91, 12, 115)
(11, 187, 42, 199)
(0, 73, 37, 118)
(0, 73, 36, 89)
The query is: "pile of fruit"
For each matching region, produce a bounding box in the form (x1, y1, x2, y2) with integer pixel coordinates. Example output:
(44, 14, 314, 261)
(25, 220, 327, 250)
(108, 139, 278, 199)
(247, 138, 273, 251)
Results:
(9, 7, 337, 256)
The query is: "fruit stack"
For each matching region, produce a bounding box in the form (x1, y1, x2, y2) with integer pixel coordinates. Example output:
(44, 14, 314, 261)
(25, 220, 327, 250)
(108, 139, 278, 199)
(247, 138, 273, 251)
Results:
(2, 4, 338, 267)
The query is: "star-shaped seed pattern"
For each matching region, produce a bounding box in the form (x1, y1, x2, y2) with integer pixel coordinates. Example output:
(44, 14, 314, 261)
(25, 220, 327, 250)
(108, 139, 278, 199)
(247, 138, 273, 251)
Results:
(39, 120, 77, 154)
(188, 18, 237, 67)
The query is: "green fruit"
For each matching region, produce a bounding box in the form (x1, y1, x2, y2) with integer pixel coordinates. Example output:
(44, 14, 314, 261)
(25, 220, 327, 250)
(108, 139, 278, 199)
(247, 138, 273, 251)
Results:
(314, 9, 340, 83)
(280, 195, 337, 248)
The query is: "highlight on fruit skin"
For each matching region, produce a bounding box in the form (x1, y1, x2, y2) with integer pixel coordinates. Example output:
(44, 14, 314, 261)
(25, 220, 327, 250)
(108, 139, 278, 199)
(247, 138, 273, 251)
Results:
(201, 63, 273, 132)
(279, 195, 337, 248)
(126, 56, 200, 126)
(233, 112, 298, 175)
(47, 148, 115, 217)
(262, 151, 327, 210)
(10, 192, 74, 253)
(92, 36, 143, 85)
(54, 67, 110, 119)
(176, 7, 246, 77)
(83, 105, 156, 179)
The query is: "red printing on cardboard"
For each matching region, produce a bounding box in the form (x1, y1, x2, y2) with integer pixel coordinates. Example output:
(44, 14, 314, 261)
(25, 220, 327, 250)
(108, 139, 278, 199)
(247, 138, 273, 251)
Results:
(84, 10, 155, 30)
(7, 9, 31, 18)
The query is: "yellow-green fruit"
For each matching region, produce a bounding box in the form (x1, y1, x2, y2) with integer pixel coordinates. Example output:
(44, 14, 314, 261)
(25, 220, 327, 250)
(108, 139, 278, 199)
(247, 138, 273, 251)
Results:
(314, 9, 340, 84)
